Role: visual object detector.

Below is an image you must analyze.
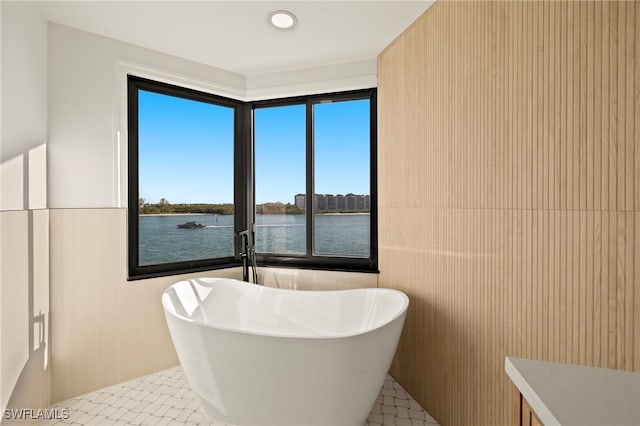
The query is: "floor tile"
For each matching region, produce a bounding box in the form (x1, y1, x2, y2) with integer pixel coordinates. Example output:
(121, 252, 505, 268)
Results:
(33, 367, 439, 426)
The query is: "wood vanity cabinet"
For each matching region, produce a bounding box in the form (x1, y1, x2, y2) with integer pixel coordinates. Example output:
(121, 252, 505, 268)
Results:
(507, 357, 640, 426)
(514, 387, 543, 426)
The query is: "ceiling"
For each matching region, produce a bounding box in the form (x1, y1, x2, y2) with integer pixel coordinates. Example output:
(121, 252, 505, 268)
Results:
(37, 1, 434, 76)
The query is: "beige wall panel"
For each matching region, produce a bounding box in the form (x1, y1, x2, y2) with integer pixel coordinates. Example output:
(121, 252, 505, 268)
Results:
(635, 211, 640, 371)
(258, 267, 377, 291)
(49, 208, 242, 402)
(1, 210, 50, 411)
(636, 2, 640, 213)
(1, 211, 30, 411)
(49, 208, 376, 402)
(378, 1, 639, 425)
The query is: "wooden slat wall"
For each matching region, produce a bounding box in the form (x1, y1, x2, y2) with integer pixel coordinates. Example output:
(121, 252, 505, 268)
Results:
(377, 1, 639, 425)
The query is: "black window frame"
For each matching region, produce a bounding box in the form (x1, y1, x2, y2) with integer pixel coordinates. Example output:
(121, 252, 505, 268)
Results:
(127, 75, 377, 280)
(250, 89, 378, 272)
(127, 76, 247, 279)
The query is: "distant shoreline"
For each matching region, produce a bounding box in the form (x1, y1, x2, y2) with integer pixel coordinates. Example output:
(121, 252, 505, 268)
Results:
(140, 212, 370, 216)
(319, 212, 370, 216)
(140, 213, 213, 216)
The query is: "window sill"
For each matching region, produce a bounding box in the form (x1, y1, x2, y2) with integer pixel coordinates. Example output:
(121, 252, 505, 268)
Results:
(127, 259, 240, 281)
(128, 256, 378, 281)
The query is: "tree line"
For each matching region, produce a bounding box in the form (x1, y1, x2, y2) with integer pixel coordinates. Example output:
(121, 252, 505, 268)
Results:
(139, 199, 304, 215)
(255, 202, 304, 215)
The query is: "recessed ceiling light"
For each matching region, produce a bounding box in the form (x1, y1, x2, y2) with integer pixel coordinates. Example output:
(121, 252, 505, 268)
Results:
(269, 10, 297, 30)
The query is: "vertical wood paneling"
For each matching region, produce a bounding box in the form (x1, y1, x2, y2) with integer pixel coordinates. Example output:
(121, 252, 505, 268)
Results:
(609, 212, 617, 369)
(553, 2, 562, 211)
(543, 1, 551, 211)
(586, 210, 594, 366)
(617, 3, 627, 211)
(602, 210, 610, 368)
(571, 210, 580, 364)
(594, 1, 602, 211)
(636, 3, 640, 213)
(626, 5, 636, 213)
(602, 2, 611, 210)
(579, 2, 588, 211)
(579, 211, 587, 365)
(610, 2, 619, 210)
(625, 213, 634, 371)
(377, 1, 639, 425)
(594, 211, 602, 366)
(586, 2, 595, 212)
(571, 3, 580, 210)
(635, 212, 640, 371)
(560, 1, 568, 211)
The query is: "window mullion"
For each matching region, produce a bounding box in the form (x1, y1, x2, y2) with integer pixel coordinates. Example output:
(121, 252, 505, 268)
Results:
(246, 103, 256, 252)
(305, 100, 314, 257)
(127, 80, 140, 277)
(370, 89, 378, 268)
(234, 103, 251, 257)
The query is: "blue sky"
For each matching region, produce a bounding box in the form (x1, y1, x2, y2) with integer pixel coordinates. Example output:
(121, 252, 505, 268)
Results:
(138, 90, 234, 204)
(139, 90, 370, 204)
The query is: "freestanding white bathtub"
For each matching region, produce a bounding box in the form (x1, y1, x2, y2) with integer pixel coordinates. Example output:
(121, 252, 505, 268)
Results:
(162, 277, 409, 426)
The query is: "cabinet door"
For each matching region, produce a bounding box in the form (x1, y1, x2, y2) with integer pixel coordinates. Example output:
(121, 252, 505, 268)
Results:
(522, 397, 543, 426)
(514, 387, 543, 426)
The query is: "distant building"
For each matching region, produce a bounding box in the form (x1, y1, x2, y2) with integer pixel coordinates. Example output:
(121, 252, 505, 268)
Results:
(293, 193, 370, 212)
(316, 194, 327, 210)
(346, 193, 356, 210)
(327, 194, 336, 210)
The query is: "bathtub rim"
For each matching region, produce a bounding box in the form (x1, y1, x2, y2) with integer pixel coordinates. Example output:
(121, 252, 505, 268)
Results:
(162, 277, 409, 340)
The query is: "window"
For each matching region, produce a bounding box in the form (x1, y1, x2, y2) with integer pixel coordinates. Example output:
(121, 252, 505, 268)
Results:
(128, 76, 242, 279)
(254, 104, 306, 255)
(128, 75, 376, 279)
(313, 99, 371, 258)
(252, 90, 377, 271)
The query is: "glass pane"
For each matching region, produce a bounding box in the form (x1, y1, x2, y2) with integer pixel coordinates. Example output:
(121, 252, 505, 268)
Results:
(137, 90, 235, 265)
(313, 99, 370, 257)
(254, 104, 306, 254)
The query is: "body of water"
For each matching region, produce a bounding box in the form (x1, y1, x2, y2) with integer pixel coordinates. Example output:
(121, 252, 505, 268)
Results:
(139, 213, 370, 266)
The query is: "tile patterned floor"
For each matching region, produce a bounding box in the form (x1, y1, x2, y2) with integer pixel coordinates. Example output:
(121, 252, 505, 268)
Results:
(35, 367, 438, 426)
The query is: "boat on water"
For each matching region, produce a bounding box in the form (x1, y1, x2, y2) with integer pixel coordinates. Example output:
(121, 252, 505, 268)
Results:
(177, 221, 206, 229)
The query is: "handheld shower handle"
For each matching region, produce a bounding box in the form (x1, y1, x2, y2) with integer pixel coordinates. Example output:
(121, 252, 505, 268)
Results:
(234, 229, 258, 284)
(235, 230, 249, 255)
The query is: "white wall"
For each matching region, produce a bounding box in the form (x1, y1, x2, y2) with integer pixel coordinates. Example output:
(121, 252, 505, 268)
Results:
(47, 23, 244, 209)
(0, 0, 49, 414)
(1, 1, 47, 211)
(47, 22, 377, 209)
(245, 59, 377, 101)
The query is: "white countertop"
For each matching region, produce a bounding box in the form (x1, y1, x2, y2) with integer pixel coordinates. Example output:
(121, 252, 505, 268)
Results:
(505, 357, 640, 426)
